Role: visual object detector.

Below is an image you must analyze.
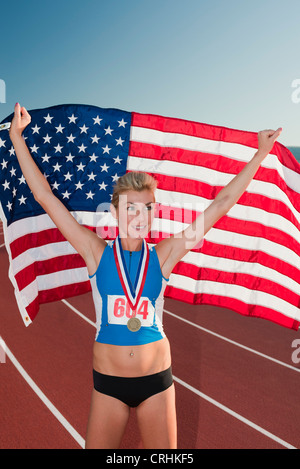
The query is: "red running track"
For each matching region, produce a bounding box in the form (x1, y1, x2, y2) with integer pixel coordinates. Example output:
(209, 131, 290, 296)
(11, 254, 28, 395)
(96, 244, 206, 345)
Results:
(0, 226, 300, 449)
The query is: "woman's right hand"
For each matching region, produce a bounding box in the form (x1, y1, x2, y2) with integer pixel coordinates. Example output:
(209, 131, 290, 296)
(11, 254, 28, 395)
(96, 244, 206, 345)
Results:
(9, 103, 31, 139)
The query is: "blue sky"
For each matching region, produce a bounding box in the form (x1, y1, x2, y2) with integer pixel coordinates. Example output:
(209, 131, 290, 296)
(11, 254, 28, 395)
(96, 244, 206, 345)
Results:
(1, 0, 300, 145)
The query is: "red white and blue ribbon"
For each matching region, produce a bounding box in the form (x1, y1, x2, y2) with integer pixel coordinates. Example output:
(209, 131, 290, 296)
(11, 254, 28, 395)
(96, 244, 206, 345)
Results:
(113, 235, 150, 310)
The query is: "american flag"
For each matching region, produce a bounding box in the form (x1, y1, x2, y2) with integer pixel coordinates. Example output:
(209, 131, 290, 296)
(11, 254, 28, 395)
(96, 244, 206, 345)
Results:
(0, 104, 299, 330)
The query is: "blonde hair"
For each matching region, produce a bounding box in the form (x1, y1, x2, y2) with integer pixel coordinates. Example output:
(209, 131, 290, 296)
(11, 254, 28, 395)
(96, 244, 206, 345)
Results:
(111, 171, 157, 209)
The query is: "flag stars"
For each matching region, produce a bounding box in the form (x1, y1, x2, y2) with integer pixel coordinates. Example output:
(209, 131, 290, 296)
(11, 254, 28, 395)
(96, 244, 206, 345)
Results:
(53, 162, 62, 172)
(44, 113, 54, 124)
(43, 134, 52, 144)
(1, 158, 8, 169)
(100, 163, 109, 172)
(80, 124, 89, 134)
(115, 137, 124, 146)
(55, 124, 65, 133)
(104, 126, 113, 135)
(51, 181, 60, 190)
(102, 144, 111, 154)
(31, 124, 40, 134)
(18, 195, 27, 205)
(113, 156, 122, 164)
(76, 162, 85, 171)
(9, 167, 17, 177)
(118, 118, 127, 128)
(93, 115, 102, 125)
(91, 134, 100, 144)
(62, 190, 71, 199)
(30, 144, 39, 153)
(89, 153, 98, 162)
(75, 181, 84, 190)
(112, 173, 120, 182)
(41, 153, 51, 163)
(99, 181, 107, 191)
(64, 172, 73, 181)
(68, 114, 78, 124)
(2, 180, 10, 190)
(0, 107, 130, 222)
(78, 143, 87, 153)
(9, 146, 15, 156)
(87, 172, 96, 181)
(18, 175, 26, 185)
(54, 143, 63, 153)
(66, 134, 76, 143)
(85, 190, 95, 200)
(66, 153, 75, 162)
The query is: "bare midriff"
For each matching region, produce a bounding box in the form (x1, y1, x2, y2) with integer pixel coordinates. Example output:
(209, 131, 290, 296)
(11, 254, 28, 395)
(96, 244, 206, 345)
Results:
(93, 337, 172, 377)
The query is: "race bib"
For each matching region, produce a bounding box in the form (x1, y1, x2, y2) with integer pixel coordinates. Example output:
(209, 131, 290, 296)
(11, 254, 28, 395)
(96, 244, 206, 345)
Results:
(107, 295, 155, 327)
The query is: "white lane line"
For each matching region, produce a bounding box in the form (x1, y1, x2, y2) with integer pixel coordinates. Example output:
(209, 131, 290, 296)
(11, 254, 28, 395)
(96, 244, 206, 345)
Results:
(164, 308, 300, 374)
(61, 300, 298, 449)
(61, 299, 96, 328)
(173, 375, 296, 450)
(0, 337, 85, 449)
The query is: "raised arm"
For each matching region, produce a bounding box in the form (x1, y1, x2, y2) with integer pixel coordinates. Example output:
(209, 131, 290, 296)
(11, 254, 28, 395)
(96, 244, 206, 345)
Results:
(9, 103, 106, 276)
(156, 128, 282, 278)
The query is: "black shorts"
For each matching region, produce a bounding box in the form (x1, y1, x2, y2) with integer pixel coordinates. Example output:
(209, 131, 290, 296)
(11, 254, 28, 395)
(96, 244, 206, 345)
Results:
(93, 367, 173, 408)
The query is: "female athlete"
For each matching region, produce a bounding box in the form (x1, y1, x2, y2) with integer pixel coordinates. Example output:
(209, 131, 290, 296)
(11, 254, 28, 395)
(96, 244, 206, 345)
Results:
(9, 103, 281, 449)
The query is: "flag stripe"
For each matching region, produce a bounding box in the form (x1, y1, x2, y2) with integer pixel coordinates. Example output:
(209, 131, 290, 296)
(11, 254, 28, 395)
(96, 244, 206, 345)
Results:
(131, 112, 300, 176)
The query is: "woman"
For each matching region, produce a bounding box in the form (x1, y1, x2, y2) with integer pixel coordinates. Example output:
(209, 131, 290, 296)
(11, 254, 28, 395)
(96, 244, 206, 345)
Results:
(9, 103, 281, 449)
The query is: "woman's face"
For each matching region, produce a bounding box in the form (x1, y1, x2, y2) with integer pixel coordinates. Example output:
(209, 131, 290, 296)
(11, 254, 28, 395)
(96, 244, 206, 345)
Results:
(114, 189, 156, 239)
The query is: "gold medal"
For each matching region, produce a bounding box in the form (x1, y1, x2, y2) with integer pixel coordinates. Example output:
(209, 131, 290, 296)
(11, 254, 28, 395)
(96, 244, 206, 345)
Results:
(127, 317, 142, 332)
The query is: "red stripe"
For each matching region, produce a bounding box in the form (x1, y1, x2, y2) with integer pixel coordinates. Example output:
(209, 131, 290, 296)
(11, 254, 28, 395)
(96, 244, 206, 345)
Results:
(129, 141, 300, 211)
(171, 260, 299, 308)
(25, 280, 91, 322)
(131, 112, 300, 174)
(10, 225, 97, 260)
(164, 286, 300, 331)
(15, 253, 86, 291)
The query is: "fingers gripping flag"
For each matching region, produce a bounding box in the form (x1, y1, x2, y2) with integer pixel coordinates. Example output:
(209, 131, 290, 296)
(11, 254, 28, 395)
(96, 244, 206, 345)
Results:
(0, 104, 299, 330)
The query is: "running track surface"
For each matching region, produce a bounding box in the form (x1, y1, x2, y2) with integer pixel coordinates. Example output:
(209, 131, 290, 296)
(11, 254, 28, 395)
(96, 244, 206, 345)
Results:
(0, 223, 299, 449)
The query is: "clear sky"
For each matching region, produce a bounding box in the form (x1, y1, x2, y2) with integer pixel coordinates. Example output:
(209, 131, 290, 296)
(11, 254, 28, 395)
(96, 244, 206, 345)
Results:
(1, 0, 300, 146)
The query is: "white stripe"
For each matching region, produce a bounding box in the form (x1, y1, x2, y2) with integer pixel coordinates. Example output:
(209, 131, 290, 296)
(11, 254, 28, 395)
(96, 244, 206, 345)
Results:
(168, 274, 300, 322)
(19, 267, 89, 306)
(180, 251, 299, 296)
(0, 337, 85, 448)
(172, 375, 296, 449)
(130, 126, 300, 194)
(12, 241, 77, 275)
(5, 211, 116, 244)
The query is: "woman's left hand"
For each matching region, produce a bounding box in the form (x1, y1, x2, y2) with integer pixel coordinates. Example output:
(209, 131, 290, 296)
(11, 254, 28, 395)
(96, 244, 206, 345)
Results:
(257, 128, 282, 157)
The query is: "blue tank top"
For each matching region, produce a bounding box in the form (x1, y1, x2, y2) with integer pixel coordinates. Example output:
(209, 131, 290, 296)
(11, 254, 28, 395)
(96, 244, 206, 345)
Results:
(89, 239, 169, 346)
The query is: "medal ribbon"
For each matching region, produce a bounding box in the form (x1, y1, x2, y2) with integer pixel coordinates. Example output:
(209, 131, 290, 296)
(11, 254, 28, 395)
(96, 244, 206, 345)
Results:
(113, 235, 149, 310)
